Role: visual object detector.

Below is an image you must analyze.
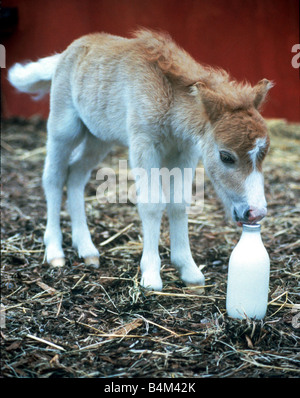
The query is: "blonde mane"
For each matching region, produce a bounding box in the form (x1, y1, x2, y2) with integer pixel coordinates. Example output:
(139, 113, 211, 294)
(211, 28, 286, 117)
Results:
(133, 29, 256, 110)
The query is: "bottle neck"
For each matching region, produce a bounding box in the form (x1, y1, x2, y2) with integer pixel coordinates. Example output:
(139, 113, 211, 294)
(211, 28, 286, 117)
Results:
(241, 224, 262, 240)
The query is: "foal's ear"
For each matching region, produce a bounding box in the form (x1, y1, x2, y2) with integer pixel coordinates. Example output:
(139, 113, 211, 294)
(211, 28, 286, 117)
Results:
(253, 79, 274, 110)
(190, 82, 225, 123)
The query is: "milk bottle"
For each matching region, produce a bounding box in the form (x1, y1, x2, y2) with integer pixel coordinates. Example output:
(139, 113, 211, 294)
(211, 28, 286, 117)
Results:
(226, 223, 270, 320)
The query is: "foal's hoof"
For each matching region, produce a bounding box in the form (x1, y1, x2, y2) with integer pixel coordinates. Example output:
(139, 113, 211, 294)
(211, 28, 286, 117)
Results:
(84, 256, 100, 268)
(140, 272, 163, 291)
(50, 257, 65, 267)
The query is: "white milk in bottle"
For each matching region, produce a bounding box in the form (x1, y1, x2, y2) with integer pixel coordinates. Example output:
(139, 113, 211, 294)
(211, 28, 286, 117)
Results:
(226, 223, 270, 320)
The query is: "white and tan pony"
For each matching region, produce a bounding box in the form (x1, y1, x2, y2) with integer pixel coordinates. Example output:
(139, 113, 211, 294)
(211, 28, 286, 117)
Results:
(8, 29, 273, 291)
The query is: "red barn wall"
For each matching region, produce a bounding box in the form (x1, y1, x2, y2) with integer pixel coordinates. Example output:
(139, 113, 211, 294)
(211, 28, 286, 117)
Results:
(1, 0, 299, 121)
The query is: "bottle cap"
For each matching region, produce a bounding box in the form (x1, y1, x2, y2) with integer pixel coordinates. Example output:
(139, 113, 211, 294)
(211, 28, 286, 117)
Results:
(242, 223, 261, 232)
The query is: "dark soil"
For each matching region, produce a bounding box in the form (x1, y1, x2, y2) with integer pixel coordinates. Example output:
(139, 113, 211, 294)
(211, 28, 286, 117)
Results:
(1, 117, 299, 378)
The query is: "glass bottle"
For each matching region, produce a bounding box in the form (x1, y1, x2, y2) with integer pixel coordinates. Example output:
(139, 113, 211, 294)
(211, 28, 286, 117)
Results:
(226, 224, 270, 320)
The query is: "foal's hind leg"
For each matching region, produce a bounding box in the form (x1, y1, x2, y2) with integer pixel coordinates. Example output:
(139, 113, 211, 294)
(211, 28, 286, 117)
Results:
(43, 111, 84, 267)
(67, 132, 111, 267)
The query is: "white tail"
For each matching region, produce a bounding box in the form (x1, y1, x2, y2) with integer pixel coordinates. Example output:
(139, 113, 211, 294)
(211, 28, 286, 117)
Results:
(8, 54, 61, 99)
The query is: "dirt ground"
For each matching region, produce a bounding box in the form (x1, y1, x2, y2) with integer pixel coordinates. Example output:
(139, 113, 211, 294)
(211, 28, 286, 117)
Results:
(1, 117, 299, 378)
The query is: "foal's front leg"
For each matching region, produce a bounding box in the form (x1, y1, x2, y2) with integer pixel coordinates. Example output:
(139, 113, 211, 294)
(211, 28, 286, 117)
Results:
(166, 154, 205, 291)
(130, 143, 165, 291)
(139, 201, 165, 291)
(167, 203, 205, 290)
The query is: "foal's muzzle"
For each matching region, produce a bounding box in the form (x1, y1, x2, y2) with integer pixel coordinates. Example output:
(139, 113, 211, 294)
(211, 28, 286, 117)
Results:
(234, 206, 267, 225)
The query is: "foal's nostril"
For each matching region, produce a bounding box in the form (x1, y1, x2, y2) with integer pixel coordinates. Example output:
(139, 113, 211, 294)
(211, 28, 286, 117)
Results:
(244, 208, 251, 220)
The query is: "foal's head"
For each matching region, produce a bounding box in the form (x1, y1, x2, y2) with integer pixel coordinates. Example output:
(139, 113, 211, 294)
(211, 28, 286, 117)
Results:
(197, 78, 273, 225)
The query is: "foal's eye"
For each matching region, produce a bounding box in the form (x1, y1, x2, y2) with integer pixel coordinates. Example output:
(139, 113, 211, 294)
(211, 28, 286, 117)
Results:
(220, 151, 235, 164)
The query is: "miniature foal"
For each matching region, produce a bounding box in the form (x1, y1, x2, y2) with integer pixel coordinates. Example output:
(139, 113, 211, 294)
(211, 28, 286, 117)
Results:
(9, 29, 272, 291)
